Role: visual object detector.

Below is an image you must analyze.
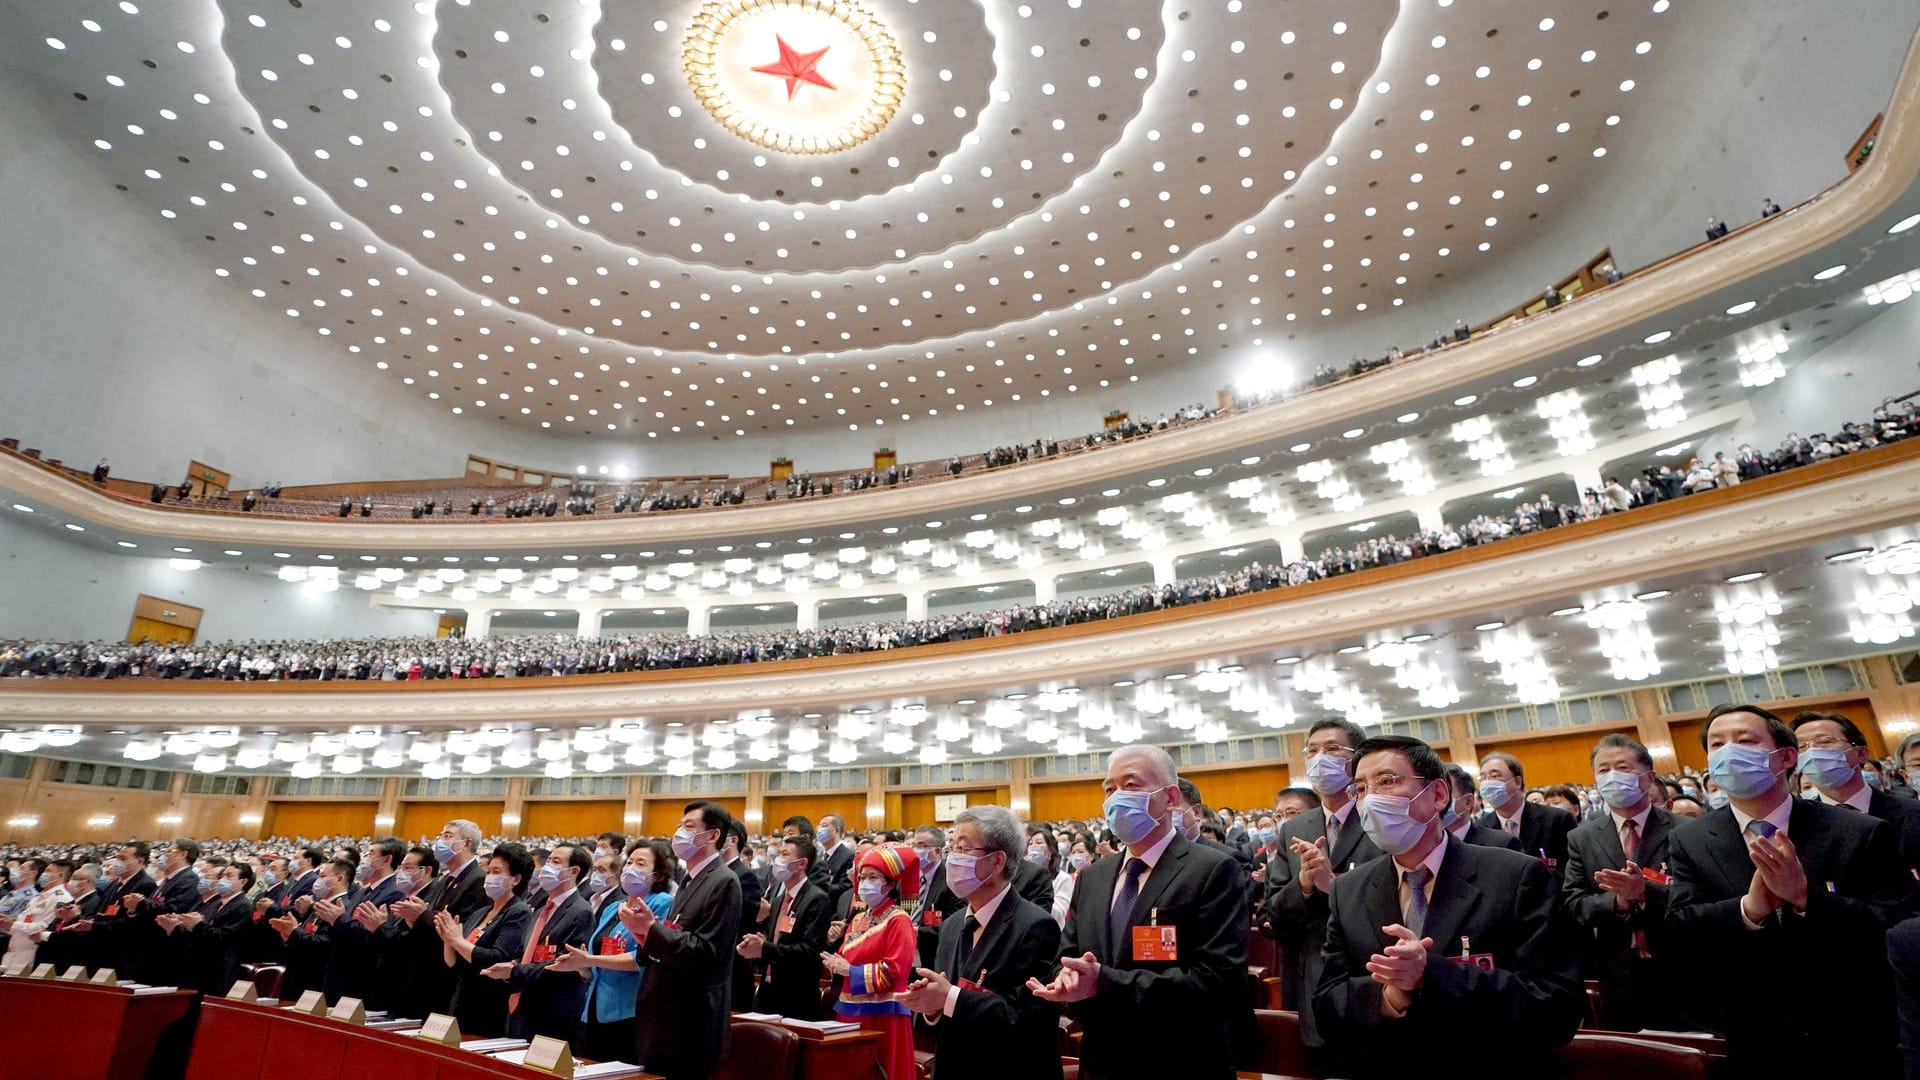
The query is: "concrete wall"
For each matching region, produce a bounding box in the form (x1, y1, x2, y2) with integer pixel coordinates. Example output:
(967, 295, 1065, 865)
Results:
(0, 513, 438, 642)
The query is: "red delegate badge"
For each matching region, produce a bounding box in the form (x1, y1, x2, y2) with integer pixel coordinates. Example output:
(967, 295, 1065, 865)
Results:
(1131, 925, 1178, 962)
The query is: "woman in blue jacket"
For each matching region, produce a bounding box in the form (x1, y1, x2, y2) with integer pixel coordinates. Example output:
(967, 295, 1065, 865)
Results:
(550, 838, 679, 1062)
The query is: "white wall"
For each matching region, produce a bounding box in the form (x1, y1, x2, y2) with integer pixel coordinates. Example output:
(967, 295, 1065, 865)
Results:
(1732, 299, 1920, 446)
(0, 1, 1913, 485)
(0, 514, 439, 643)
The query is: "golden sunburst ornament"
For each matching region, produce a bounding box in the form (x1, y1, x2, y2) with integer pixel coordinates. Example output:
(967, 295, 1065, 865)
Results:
(683, 0, 906, 155)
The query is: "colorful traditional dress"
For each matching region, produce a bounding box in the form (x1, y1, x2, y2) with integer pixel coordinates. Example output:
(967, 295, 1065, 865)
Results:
(833, 900, 917, 1080)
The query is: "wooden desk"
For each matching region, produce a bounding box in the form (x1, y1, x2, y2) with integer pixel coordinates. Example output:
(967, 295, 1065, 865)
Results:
(187, 997, 660, 1080)
(0, 976, 195, 1080)
(764, 1021, 884, 1080)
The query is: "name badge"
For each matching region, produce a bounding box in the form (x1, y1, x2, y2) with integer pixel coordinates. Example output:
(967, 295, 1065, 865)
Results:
(531, 943, 557, 963)
(103, 903, 120, 917)
(1639, 866, 1671, 886)
(597, 936, 627, 957)
(663, 918, 683, 931)
(1131, 925, 1178, 962)
(1449, 953, 1497, 971)
(957, 975, 986, 993)
(923, 910, 942, 927)
(777, 914, 796, 934)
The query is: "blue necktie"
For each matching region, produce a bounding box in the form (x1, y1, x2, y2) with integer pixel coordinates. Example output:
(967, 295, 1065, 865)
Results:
(1402, 868, 1432, 937)
(1746, 820, 1778, 840)
(1109, 858, 1148, 945)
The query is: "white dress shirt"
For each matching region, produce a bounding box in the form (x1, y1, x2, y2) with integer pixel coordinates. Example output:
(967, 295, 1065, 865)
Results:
(937, 883, 1013, 1018)
(1110, 828, 1178, 910)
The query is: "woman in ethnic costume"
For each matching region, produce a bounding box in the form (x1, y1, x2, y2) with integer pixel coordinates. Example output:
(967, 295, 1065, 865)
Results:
(820, 842, 920, 1080)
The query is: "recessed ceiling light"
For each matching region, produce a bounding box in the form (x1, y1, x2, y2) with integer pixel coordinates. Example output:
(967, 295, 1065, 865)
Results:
(1289, 443, 1312, 453)
(1146, 478, 1167, 487)
(1396, 412, 1420, 423)
(1403, 634, 1434, 644)
(1889, 213, 1920, 234)
(1825, 547, 1873, 563)
(1576, 354, 1602, 367)
(9, 504, 32, 513)
(1634, 590, 1672, 601)
(1240, 456, 1261, 466)
(1161, 673, 1186, 682)
(1337, 644, 1364, 654)
(1643, 330, 1672, 344)
(172, 546, 193, 554)
(1453, 395, 1478, 407)
(1550, 606, 1583, 617)
(1512, 375, 1538, 388)
(1274, 656, 1303, 665)
(62, 523, 85, 532)
(1725, 301, 1757, 315)
(1725, 571, 1765, 583)
(1111, 679, 1136, 688)
(1812, 264, 1847, 281)
(224, 549, 243, 556)
(1474, 620, 1505, 631)
(116, 541, 137, 548)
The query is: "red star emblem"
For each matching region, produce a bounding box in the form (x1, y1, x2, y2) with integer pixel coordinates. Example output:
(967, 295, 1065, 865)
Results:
(751, 34, 836, 100)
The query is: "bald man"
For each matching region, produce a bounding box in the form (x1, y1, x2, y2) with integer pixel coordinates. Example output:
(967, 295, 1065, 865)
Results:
(1029, 744, 1250, 1080)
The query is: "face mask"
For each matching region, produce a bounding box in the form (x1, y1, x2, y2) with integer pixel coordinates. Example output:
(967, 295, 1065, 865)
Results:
(1707, 743, 1787, 800)
(1479, 779, 1513, 811)
(261, 871, 279, 888)
(535, 864, 564, 892)
(587, 871, 610, 895)
(432, 839, 459, 864)
(1026, 847, 1051, 867)
(354, 861, 372, 883)
(1440, 806, 1460, 830)
(1171, 808, 1201, 842)
(672, 827, 707, 862)
(1797, 747, 1857, 790)
(620, 864, 651, 898)
(595, 847, 613, 860)
(945, 853, 986, 900)
(195, 873, 212, 893)
(214, 878, 235, 898)
(815, 829, 832, 846)
(483, 874, 512, 900)
(1801, 787, 1822, 800)
(1706, 790, 1730, 810)
(1679, 784, 1699, 798)
(1067, 852, 1090, 871)
(1255, 827, 1276, 846)
(1104, 789, 1163, 847)
(1307, 752, 1354, 796)
(7, 869, 23, 886)
(770, 857, 793, 885)
(105, 859, 124, 878)
(857, 878, 890, 909)
(1594, 769, 1645, 810)
(1358, 784, 1443, 856)
(1864, 770, 1884, 789)
(393, 870, 416, 893)
(913, 847, 940, 871)
(37, 872, 52, 889)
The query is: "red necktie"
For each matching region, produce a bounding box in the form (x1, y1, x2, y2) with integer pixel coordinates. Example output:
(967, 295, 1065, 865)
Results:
(509, 900, 557, 1014)
(773, 890, 794, 943)
(1621, 820, 1647, 955)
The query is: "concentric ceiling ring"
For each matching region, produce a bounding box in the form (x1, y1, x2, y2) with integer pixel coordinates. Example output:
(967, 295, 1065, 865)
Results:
(681, 0, 905, 156)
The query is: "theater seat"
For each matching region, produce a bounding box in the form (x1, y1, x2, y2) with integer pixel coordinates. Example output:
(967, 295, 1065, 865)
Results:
(717, 1021, 800, 1080)
(1550, 1034, 1710, 1080)
(1244, 1010, 1318, 1079)
(1259, 975, 1286, 1011)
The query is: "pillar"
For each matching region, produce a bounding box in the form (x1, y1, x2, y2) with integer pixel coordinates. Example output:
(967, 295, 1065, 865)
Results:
(464, 607, 493, 639)
(501, 778, 527, 839)
(1033, 574, 1057, 604)
(1413, 503, 1446, 534)
(239, 777, 272, 840)
(1277, 535, 1305, 566)
(374, 777, 400, 834)
(744, 771, 768, 833)
(1150, 555, 1177, 588)
(1569, 462, 1606, 496)
(905, 590, 929, 621)
(622, 779, 646, 837)
(796, 599, 819, 631)
(576, 607, 604, 640)
(865, 768, 886, 833)
(687, 605, 711, 636)
(1629, 688, 1679, 774)
(1008, 758, 1031, 819)
(1443, 713, 1477, 773)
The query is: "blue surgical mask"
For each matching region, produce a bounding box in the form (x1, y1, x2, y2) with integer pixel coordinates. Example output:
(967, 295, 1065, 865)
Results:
(1306, 752, 1353, 796)
(1172, 808, 1200, 842)
(1255, 827, 1276, 846)
(857, 878, 890, 909)
(945, 853, 985, 900)
(1358, 784, 1443, 856)
(195, 873, 212, 893)
(535, 863, 563, 892)
(1479, 778, 1513, 810)
(36, 872, 52, 889)
(587, 871, 610, 895)
(1026, 847, 1051, 867)
(393, 869, 416, 893)
(1067, 851, 1090, 871)
(1103, 789, 1163, 847)
(1705, 790, 1730, 810)
(1594, 769, 1645, 810)
(432, 838, 458, 864)
(1679, 784, 1699, 798)
(1797, 747, 1857, 790)
(1707, 743, 1787, 800)
(213, 878, 235, 898)
(261, 871, 279, 888)
(483, 874, 512, 900)
(620, 864, 651, 898)
(671, 827, 706, 862)
(770, 857, 793, 885)
(1864, 769, 1884, 789)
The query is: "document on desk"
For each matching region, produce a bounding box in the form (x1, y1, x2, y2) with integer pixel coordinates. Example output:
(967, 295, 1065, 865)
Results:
(131, 985, 179, 995)
(781, 1018, 859, 1033)
(486, 1049, 648, 1077)
(460, 1037, 532, 1054)
(365, 1018, 423, 1031)
(734, 1011, 783, 1022)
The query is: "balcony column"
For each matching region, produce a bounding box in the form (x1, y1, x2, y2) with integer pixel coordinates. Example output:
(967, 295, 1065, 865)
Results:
(1414, 503, 1447, 534)
(687, 604, 711, 636)
(1569, 463, 1607, 498)
(796, 599, 820, 631)
(1150, 555, 1177, 588)
(1277, 535, 1305, 566)
(1033, 574, 1057, 604)
(464, 607, 493, 639)
(575, 607, 605, 640)
(905, 589, 929, 621)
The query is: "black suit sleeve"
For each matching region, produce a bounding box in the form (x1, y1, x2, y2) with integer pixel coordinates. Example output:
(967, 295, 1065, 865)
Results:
(467, 905, 534, 969)
(947, 912, 1061, 1036)
(642, 873, 742, 971)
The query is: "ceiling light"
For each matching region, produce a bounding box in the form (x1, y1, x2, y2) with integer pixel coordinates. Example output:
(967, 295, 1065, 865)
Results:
(1474, 620, 1505, 631)
(1812, 264, 1847, 281)
(1725, 300, 1757, 315)
(1725, 571, 1766, 584)
(1826, 547, 1874, 563)
(1889, 213, 1920, 234)
(1634, 589, 1672, 601)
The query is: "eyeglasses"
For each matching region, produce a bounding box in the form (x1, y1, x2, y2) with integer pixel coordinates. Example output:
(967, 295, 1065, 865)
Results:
(1796, 735, 1855, 750)
(1307, 744, 1356, 759)
(943, 844, 993, 857)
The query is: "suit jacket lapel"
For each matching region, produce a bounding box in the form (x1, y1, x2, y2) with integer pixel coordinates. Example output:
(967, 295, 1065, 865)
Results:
(1360, 860, 1400, 952)
(964, 899, 1019, 980)
(1325, 806, 1361, 868)
(1595, 816, 1627, 868)
(1698, 809, 1752, 895)
(1083, 856, 1119, 960)
(1125, 835, 1189, 936)
(1418, 839, 1481, 952)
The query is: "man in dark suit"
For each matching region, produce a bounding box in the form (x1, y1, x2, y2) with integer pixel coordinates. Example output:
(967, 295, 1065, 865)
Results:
(1793, 710, 1920, 873)
(911, 826, 963, 968)
(86, 841, 158, 976)
(269, 859, 352, 1002)
(381, 821, 487, 1020)
(323, 837, 407, 1005)
(736, 834, 831, 1019)
(898, 806, 1061, 1080)
(627, 800, 743, 1080)
(272, 847, 325, 917)
(1668, 703, 1918, 1072)
(1314, 736, 1583, 1077)
(721, 819, 763, 1013)
(1029, 744, 1249, 1080)
(1476, 751, 1575, 878)
(1265, 717, 1381, 1065)
(40, 862, 104, 973)
(1441, 765, 1522, 850)
(815, 814, 856, 906)
(172, 862, 257, 994)
(121, 838, 204, 984)
(1560, 734, 1684, 1031)
(493, 844, 594, 1041)
(1893, 916, 1920, 1080)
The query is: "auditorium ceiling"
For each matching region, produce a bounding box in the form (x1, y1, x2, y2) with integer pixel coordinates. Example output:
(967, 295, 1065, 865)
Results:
(1, 0, 1705, 443)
